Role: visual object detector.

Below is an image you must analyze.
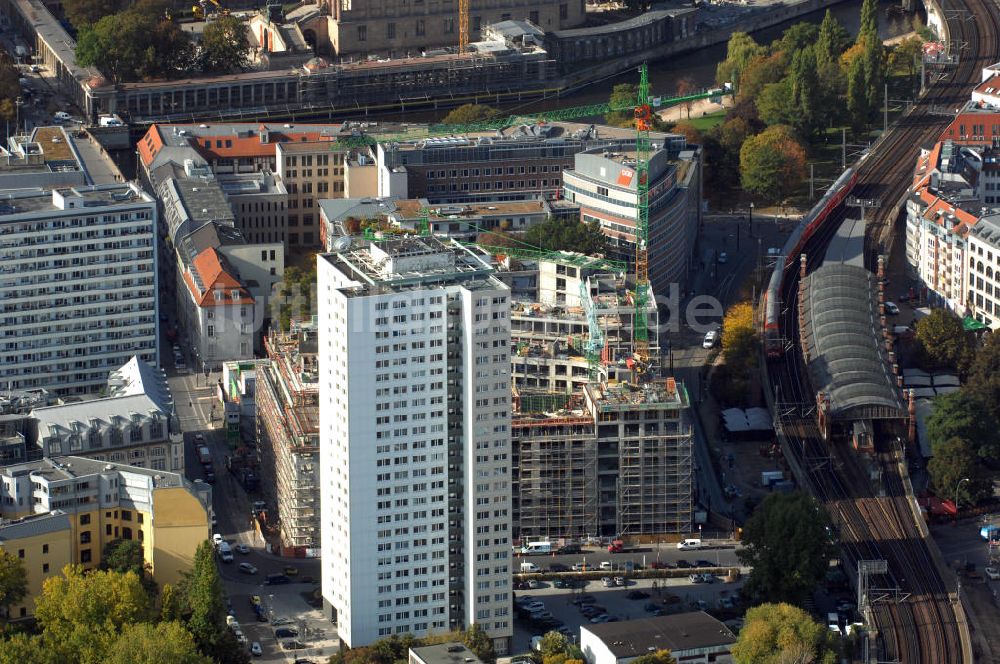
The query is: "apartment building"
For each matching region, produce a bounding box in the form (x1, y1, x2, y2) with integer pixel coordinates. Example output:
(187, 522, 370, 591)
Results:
(179, 247, 257, 367)
(562, 140, 702, 297)
(0, 390, 52, 465)
(512, 379, 693, 541)
(318, 236, 512, 653)
(0, 457, 211, 618)
(30, 357, 182, 472)
(275, 140, 347, 248)
(326, 0, 584, 58)
(905, 140, 984, 314)
(257, 320, 320, 554)
(139, 122, 349, 250)
(0, 183, 158, 395)
(965, 215, 1000, 328)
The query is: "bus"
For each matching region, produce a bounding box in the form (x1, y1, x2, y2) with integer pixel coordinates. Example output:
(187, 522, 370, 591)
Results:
(519, 541, 552, 555)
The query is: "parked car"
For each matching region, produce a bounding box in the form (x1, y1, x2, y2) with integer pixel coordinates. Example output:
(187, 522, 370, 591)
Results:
(601, 577, 614, 587)
(283, 566, 299, 576)
(598, 561, 613, 571)
(557, 544, 582, 555)
(648, 561, 675, 570)
(282, 641, 305, 651)
(522, 602, 545, 612)
(676, 559, 692, 568)
(717, 252, 728, 264)
(987, 567, 1000, 580)
(549, 563, 570, 572)
(213, 534, 224, 545)
(271, 617, 292, 626)
(718, 597, 736, 609)
(613, 576, 625, 586)
(235, 543, 250, 554)
(700, 573, 716, 584)
(250, 642, 262, 657)
(238, 562, 257, 575)
(626, 590, 650, 600)
(571, 563, 589, 571)
(590, 614, 611, 624)
(884, 301, 900, 315)
(265, 574, 291, 585)
(703, 329, 718, 349)
(689, 574, 703, 584)
(695, 560, 716, 568)
(274, 628, 299, 639)
(527, 580, 542, 589)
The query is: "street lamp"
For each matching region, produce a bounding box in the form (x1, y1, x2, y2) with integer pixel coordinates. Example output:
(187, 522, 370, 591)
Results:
(954, 477, 970, 521)
(748, 202, 754, 238)
(14, 96, 23, 134)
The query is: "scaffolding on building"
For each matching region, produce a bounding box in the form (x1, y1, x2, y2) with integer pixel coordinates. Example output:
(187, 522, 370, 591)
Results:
(256, 320, 321, 554)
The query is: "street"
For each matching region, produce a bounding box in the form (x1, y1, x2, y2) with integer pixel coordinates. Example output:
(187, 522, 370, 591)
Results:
(167, 364, 331, 662)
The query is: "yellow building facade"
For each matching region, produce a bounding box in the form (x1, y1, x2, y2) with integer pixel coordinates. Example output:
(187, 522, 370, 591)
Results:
(0, 457, 211, 617)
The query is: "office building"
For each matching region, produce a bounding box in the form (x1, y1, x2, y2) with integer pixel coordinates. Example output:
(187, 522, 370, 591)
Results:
(257, 320, 320, 554)
(562, 140, 702, 297)
(318, 236, 512, 652)
(30, 356, 182, 472)
(512, 379, 692, 541)
(0, 183, 158, 394)
(0, 457, 211, 618)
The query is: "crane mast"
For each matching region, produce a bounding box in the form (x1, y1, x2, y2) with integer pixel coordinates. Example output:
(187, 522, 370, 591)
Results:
(633, 63, 652, 365)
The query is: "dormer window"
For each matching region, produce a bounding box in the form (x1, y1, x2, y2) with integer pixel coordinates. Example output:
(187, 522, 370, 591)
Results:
(231, 289, 240, 300)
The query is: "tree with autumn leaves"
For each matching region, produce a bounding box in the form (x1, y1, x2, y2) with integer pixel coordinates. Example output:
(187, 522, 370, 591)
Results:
(739, 125, 807, 203)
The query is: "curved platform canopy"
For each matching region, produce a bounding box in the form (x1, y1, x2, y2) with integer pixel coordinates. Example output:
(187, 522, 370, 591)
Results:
(798, 218, 906, 421)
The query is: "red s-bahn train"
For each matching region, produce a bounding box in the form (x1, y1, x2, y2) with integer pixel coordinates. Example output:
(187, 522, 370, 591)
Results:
(762, 166, 860, 358)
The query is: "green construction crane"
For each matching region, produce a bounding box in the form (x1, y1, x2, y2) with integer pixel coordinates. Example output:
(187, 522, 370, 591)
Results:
(336, 85, 724, 148)
(633, 63, 652, 365)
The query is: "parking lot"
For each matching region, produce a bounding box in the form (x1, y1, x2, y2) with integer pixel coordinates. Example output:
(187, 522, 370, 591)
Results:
(511, 574, 745, 654)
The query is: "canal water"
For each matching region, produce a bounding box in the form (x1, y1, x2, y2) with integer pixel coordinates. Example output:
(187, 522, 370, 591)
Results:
(406, 0, 918, 122)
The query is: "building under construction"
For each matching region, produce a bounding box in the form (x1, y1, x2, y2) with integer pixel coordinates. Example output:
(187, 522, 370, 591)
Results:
(256, 319, 320, 555)
(512, 377, 693, 541)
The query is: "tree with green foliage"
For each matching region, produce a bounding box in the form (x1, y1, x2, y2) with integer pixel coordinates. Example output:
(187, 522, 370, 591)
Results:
(0, 548, 27, 621)
(441, 104, 500, 125)
(102, 538, 157, 597)
(104, 621, 211, 664)
(862, 34, 884, 124)
(736, 53, 788, 103)
(630, 651, 677, 664)
(522, 217, 607, 255)
(926, 390, 1000, 461)
(605, 83, 637, 127)
(914, 308, 971, 371)
(739, 125, 806, 203)
(771, 22, 819, 56)
(160, 583, 185, 622)
(0, 633, 53, 664)
(34, 565, 152, 662)
(846, 54, 869, 130)
(738, 492, 835, 604)
(789, 47, 821, 137)
(732, 603, 838, 664)
(76, 10, 193, 83)
(62, 0, 129, 30)
(890, 36, 924, 78)
(200, 15, 250, 74)
(816, 10, 851, 71)
(463, 623, 495, 664)
(755, 78, 795, 128)
(966, 331, 1000, 422)
(928, 437, 993, 507)
(538, 631, 571, 658)
(716, 32, 767, 92)
(181, 541, 228, 660)
(859, 0, 879, 40)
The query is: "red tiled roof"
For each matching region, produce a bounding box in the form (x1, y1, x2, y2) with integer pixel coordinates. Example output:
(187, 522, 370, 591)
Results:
(940, 111, 1000, 144)
(138, 125, 165, 167)
(183, 248, 255, 307)
(193, 132, 335, 161)
(974, 74, 1000, 96)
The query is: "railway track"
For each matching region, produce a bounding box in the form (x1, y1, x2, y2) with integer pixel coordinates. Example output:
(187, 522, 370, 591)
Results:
(763, 0, 1000, 661)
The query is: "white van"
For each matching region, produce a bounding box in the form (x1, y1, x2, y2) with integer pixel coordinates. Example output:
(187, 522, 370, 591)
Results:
(520, 541, 552, 555)
(53, 111, 72, 123)
(520, 562, 540, 573)
(827, 612, 842, 635)
(677, 538, 702, 550)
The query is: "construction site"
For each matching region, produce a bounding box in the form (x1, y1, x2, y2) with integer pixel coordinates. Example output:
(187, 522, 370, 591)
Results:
(512, 377, 693, 541)
(256, 318, 321, 556)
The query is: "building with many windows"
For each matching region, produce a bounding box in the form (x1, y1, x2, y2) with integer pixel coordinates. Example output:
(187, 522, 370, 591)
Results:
(562, 139, 702, 297)
(29, 357, 182, 472)
(512, 378, 692, 541)
(0, 457, 210, 618)
(0, 183, 158, 395)
(257, 320, 320, 554)
(318, 236, 512, 652)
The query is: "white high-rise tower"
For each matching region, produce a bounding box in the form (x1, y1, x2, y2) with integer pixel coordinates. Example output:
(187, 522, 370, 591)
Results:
(318, 236, 512, 653)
